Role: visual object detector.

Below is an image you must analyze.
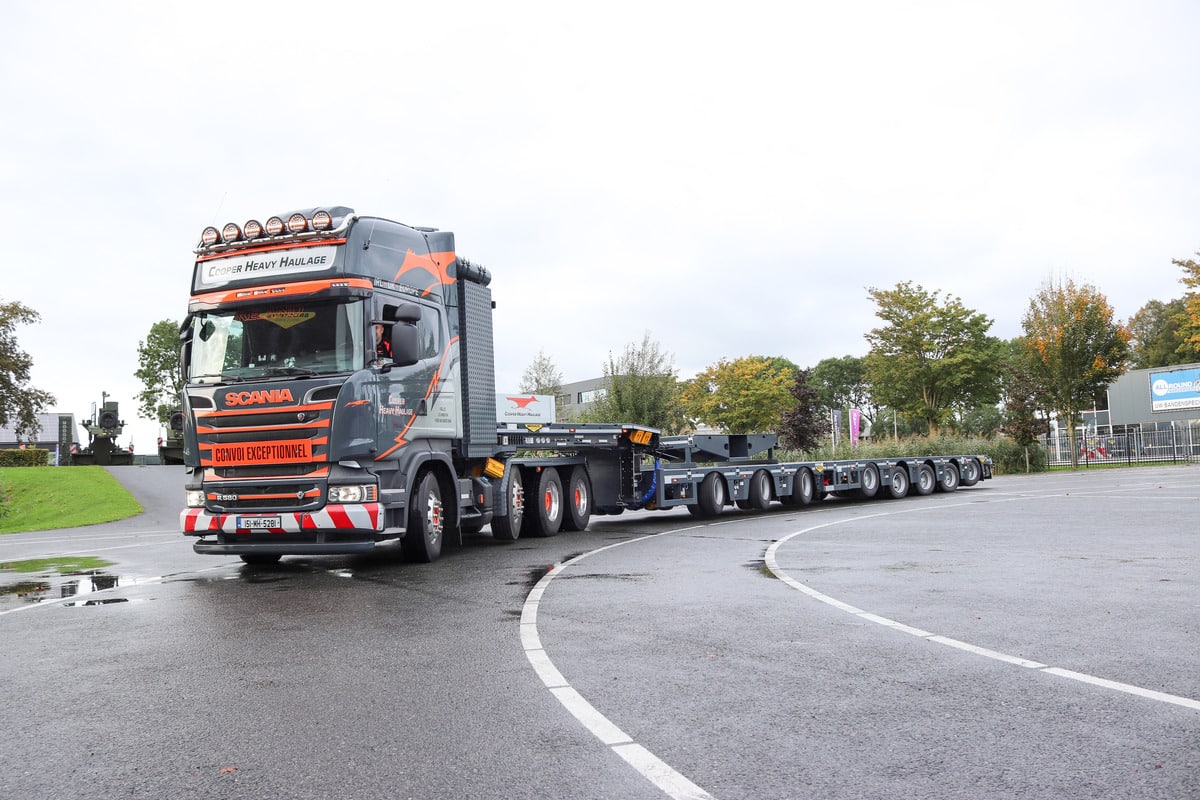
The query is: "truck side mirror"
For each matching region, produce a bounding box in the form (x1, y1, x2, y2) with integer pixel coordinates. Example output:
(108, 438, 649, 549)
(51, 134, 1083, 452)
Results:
(390, 304, 422, 367)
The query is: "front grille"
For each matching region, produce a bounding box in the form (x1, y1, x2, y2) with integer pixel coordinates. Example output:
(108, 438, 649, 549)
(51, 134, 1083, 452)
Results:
(207, 481, 323, 512)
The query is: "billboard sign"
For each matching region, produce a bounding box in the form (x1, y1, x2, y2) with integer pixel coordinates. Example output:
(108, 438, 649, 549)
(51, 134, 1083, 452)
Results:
(1149, 366, 1200, 412)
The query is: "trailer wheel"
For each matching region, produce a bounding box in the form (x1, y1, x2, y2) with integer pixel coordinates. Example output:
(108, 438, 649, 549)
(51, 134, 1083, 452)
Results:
(491, 468, 525, 542)
(696, 473, 726, 518)
(959, 458, 981, 486)
(744, 469, 772, 511)
(885, 466, 910, 499)
(913, 463, 936, 496)
(528, 468, 564, 537)
(937, 462, 960, 492)
(402, 471, 444, 563)
(857, 464, 880, 499)
(563, 466, 592, 531)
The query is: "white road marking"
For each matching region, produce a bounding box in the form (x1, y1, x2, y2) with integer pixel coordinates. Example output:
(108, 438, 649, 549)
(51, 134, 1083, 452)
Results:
(764, 507, 1200, 712)
(522, 528, 716, 800)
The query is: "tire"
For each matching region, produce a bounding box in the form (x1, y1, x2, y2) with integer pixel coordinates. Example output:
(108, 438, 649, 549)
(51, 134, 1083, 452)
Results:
(857, 464, 880, 499)
(402, 471, 444, 563)
(914, 463, 936, 496)
(885, 465, 910, 499)
(959, 458, 981, 487)
(490, 467, 524, 542)
(528, 468, 564, 537)
(696, 472, 726, 518)
(937, 462, 960, 492)
(240, 554, 281, 566)
(745, 469, 772, 512)
(563, 466, 592, 531)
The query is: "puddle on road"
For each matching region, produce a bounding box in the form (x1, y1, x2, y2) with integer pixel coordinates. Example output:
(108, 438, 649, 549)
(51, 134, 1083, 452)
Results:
(0, 571, 134, 611)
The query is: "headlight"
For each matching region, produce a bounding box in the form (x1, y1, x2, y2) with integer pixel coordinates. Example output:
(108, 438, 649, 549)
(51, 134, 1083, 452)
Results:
(328, 485, 377, 503)
(185, 489, 205, 508)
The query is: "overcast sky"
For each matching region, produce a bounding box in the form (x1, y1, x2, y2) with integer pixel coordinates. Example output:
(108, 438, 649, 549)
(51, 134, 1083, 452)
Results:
(3, 1, 1198, 452)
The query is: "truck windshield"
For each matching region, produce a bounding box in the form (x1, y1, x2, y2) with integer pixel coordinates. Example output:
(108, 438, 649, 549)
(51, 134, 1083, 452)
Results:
(189, 300, 365, 383)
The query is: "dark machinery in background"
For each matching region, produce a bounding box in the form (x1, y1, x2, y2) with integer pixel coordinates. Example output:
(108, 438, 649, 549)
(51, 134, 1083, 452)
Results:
(70, 394, 133, 466)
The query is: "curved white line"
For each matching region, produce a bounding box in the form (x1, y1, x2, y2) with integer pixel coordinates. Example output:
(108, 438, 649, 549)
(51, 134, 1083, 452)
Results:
(521, 526, 716, 800)
(764, 504, 1200, 712)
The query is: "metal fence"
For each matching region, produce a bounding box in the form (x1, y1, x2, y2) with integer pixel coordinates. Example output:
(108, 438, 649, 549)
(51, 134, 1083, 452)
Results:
(1042, 427, 1200, 467)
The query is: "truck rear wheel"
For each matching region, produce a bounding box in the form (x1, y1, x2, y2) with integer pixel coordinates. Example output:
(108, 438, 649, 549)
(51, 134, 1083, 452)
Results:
(490, 467, 524, 542)
(744, 469, 772, 511)
(959, 458, 981, 486)
(402, 471, 444, 563)
(696, 472, 726, 518)
(563, 466, 592, 531)
(857, 464, 880, 499)
(780, 468, 816, 507)
(885, 466, 910, 499)
(937, 462, 960, 492)
(914, 463, 936, 496)
(528, 468, 563, 537)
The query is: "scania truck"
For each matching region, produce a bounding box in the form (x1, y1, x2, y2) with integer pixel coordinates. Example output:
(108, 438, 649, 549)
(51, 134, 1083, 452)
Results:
(179, 205, 991, 564)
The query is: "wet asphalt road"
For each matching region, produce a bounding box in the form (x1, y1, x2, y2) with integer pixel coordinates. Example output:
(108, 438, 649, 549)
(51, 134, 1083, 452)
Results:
(1, 465, 1197, 799)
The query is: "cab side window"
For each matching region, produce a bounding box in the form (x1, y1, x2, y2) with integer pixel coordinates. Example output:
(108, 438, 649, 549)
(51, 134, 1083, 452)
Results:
(419, 306, 440, 359)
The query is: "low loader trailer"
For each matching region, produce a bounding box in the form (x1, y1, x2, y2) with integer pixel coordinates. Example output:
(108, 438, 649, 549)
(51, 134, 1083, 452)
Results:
(177, 205, 991, 564)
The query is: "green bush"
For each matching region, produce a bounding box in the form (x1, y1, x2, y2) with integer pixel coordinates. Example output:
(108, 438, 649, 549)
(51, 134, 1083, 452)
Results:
(777, 434, 1047, 475)
(0, 448, 50, 467)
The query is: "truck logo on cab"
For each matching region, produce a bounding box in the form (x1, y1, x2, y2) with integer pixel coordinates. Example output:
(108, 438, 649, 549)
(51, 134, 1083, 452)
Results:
(225, 389, 295, 406)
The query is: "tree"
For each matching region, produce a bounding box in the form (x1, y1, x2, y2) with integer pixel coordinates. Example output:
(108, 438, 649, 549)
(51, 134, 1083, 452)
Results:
(134, 319, 183, 426)
(1021, 277, 1130, 467)
(809, 354, 880, 434)
(0, 299, 56, 443)
(1126, 298, 1189, 369)
(680, 355, 797, 433)
(587, 331, 685, 434)
(518, 349, 563, 395)
(1174, 251, 1200, 359)
(779, 368, 829, 451)
(998, 337, 1049, 447)
(863, 282, 1002, 435)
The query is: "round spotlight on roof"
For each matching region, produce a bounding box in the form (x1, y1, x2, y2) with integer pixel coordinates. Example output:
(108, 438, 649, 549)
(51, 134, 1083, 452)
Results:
(312, 210, 333, 231)
(200, 227, 220, 246)
(221, 223, 243, 243)
(243, 219, 264, 239)
(287, 213, 308, 233)
(265, 216, 285, 236)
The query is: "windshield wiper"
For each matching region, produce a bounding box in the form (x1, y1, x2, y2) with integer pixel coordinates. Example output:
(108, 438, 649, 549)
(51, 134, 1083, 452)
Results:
(190, 373, 245, 383)
(265, 366, 319, 377)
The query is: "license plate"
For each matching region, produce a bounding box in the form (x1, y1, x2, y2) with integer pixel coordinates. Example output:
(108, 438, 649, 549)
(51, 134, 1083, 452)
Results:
(237, 515, 282, 530)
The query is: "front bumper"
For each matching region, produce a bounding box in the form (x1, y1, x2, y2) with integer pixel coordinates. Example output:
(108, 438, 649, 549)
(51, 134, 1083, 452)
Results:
(182, 503, 387, 556)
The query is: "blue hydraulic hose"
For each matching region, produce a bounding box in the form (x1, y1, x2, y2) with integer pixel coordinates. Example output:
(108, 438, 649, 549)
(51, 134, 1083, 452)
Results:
(634, 459, 660, 508)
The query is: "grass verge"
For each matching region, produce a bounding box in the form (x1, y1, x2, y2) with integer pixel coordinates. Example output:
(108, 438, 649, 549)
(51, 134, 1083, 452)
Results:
(0, 556, 114, 573)
(0, 467, 143, 534)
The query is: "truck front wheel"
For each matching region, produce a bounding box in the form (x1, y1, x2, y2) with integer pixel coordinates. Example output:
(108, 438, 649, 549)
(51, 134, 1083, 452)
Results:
(402, 471, 444, 563)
